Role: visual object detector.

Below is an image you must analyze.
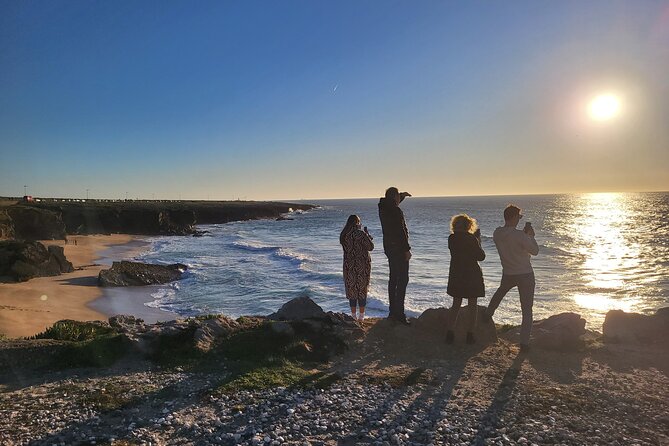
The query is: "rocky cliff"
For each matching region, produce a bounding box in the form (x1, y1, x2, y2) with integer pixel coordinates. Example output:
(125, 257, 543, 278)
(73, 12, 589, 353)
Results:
(0, 200, 315, 238)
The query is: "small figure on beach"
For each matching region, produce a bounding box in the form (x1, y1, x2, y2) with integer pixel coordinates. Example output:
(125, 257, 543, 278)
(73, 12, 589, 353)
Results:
(378, 187, 412, 325)
(340, 215, 374, 321)
(445, 214, 486, 344)
(485, 204, 539, 352)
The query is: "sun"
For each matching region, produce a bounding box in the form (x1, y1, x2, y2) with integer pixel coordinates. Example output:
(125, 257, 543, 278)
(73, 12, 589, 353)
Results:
(589, 94, 621, 121)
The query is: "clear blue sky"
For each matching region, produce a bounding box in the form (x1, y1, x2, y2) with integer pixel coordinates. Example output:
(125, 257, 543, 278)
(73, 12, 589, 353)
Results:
(1, 1, 668, 200)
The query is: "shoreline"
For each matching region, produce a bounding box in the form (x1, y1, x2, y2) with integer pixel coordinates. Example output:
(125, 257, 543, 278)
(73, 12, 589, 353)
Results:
(0, 234, 177, 339)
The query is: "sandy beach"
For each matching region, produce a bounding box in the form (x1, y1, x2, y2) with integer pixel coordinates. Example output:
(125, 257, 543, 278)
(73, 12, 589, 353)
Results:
(0, 235, 164, 339)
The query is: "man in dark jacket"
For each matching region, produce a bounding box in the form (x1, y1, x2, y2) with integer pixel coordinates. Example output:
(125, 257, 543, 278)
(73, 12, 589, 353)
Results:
(378, 187, 412, 324)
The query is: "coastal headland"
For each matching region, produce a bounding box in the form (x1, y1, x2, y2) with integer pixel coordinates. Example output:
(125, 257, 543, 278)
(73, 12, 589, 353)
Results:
(0, 198, 315, 338)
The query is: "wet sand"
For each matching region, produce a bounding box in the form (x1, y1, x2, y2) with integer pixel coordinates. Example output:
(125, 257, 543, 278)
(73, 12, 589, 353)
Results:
(0, 235, 176, 338)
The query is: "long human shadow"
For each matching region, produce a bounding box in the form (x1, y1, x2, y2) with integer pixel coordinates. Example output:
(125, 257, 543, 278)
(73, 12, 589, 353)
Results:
(471, 351, 527, 446)
(335, 318, 487, 445)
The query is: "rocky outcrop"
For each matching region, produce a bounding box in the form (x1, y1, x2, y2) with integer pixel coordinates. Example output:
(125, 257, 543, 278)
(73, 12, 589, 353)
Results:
(414, 306, 498, 345)
(268, 296, 329, 321)
(193, 316, 241, 352)
(4, 206, 66, 241)
(603, 308, 669, 345)
(269, 297, 364, 348)
(0, 209, 15, 240)
(98, 261, 187, 286)
(0, 240, 74, 282)
(58, 206, 197, 235)
(501, 312, 587, 350)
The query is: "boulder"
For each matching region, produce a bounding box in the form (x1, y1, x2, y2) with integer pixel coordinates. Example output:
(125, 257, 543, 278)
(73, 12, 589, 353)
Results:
(500, 312, 586, 350)
(98, 261, 187, 286)
(268, 296, 328, 321)
(603, 308, 669, 345)
(268, 297, 364, 349)
(193, 316, 240, 352)
(414, 306, 497, 345)
(109, 315, 146, 332)
(0, 240, 74, 282)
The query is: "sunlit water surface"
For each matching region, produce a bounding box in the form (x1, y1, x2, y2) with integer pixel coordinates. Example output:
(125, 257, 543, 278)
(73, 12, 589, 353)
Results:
(135, 193, 669, 330)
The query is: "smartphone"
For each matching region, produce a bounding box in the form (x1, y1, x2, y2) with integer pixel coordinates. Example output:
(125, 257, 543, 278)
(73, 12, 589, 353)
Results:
(523, 222, 532, 233)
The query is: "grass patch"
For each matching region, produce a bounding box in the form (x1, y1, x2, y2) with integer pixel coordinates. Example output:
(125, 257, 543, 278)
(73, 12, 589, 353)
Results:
(363, 366, 434, 387)
(209, 321, 346, 392)
(30, 320, 116, 342)
(51, 335, 130, 368)
(218, 360, 312, 392)
(216, 359, 342, 393)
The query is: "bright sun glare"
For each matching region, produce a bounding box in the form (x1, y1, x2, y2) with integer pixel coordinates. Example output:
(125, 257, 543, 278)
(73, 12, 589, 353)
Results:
(588, 94, 621, 121)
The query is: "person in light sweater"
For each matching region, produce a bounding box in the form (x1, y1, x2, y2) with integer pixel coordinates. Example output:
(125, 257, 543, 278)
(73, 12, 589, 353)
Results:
(485, 204, 539, 352)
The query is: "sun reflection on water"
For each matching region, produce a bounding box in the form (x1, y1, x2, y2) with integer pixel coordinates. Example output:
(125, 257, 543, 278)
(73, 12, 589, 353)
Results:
(569, 193, 642, 316)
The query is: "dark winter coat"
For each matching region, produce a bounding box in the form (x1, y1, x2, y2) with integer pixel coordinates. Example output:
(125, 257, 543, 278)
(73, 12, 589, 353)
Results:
(378, 197, 410, 257)
(447, 232, 486, 298)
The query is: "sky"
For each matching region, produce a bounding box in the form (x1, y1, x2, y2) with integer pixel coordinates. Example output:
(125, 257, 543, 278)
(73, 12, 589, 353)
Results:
(1, 1, 668, 200)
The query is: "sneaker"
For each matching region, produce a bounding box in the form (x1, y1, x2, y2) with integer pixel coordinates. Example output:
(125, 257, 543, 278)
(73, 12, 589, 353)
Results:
(466, 332, 476, 344)
(445, 330, 454, 344)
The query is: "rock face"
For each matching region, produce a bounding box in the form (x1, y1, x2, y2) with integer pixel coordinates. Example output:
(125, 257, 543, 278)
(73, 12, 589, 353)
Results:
(193, 316, 241, 352)
(0, 209, 15, 240)
(414, 306, 498, 345)
(98, 261, 187, 287)
(500, 312, 587, 350)
(0, 240, 74, 282)
(603, 308, 669, 345)
(3, 206, 66, 241)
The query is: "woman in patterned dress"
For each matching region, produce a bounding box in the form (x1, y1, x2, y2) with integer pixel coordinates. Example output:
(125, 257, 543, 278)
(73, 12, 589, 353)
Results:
(340, 215, 374, 321)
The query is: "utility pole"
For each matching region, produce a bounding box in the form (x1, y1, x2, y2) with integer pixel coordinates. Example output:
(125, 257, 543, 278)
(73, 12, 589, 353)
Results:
(86, 189, 89, 200)
(23, 185, 27, 196)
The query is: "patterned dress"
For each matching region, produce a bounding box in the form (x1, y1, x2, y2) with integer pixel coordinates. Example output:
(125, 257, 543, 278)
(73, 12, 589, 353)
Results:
(342, 229, 374, 301)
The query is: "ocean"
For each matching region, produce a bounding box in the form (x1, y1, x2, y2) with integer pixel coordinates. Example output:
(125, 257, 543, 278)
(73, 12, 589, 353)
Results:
(129, 192, 669, 330)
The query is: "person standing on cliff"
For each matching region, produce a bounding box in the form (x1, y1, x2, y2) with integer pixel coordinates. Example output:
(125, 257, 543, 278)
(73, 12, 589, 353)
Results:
(378, 187, 412, 325)
(485, 204, 539, 352)
(340, 215, 374, 321)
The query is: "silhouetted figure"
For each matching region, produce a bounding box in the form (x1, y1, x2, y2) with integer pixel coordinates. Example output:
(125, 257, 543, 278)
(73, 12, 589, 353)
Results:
(340, 215, 374, 321)
(378, 187, 412, 325)
(445, 214, 486, 344)
(485, 205, 539, 352)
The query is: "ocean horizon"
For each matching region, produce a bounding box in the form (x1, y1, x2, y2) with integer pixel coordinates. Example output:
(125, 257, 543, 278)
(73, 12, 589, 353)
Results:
(109, 192, 669, 330)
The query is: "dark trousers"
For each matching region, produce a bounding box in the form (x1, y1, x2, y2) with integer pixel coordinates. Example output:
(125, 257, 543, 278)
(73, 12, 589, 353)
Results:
(487, 272, 535, 345)
(387, 254, 409, 319)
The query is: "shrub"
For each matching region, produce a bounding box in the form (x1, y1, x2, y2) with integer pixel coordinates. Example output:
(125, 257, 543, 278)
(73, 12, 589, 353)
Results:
(31, 320, 116, 342)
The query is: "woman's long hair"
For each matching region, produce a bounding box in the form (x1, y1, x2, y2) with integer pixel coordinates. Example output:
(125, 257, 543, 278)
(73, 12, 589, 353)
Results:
(340, 214, 360, 245)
